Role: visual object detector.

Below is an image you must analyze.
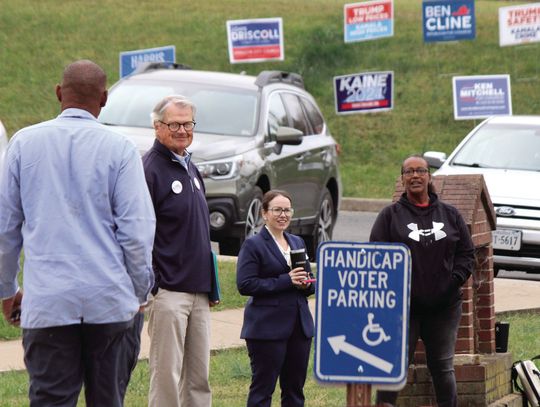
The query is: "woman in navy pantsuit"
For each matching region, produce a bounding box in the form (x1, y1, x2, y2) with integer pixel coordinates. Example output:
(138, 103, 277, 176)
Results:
(237, 190, 316, 407)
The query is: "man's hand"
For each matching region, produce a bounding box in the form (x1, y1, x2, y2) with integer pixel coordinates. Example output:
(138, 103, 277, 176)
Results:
(2, 289, 23, 326)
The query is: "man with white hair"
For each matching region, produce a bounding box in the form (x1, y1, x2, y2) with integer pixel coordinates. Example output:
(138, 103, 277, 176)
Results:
(144, 95, 217, 407)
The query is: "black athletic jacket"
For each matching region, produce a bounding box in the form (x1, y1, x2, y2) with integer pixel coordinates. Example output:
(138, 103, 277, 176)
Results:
(370, 192, 474, 313)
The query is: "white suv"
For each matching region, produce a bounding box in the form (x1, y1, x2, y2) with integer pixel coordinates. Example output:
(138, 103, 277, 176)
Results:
(424, 116, 540, 275)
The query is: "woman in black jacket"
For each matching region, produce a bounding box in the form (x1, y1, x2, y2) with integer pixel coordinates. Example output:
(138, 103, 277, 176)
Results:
(370, 155, 474, 407)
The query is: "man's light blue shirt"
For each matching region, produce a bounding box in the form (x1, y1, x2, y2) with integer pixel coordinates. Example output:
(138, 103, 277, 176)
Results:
(0, 108, 156, 328)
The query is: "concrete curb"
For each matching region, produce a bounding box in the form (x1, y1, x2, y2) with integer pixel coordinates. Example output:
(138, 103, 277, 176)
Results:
(341, 197, 390, 213)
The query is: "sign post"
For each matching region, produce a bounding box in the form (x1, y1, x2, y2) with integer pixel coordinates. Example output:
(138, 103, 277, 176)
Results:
(314, 242, 411, 405)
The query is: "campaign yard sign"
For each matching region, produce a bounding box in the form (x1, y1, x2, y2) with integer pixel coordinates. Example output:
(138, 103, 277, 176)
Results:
(119, 45, 175, 78)
(453, 75, 512, 120)
(422, 0, 475, 42)
(226, 18, 284, 64)
(499, 3, 540, 47)
(314, 242, 411, 384)
(344, 0, 394, 43)
(334, 71, 393, 115)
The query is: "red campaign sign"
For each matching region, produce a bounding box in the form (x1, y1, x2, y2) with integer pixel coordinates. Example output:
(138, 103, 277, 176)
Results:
(346, 1, 392, 24)
(341, 100, 389, 110)
(232, 45, 281, 60)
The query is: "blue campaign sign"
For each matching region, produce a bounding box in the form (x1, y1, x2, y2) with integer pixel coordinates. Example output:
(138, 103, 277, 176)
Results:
(314, 241, 411, 384)
(119, 45, 176, 78)
(226, 18, 284, 64)
(334, 71, 393, 115)
(422, 0, 475, 43)
(453, 75, 512, 120)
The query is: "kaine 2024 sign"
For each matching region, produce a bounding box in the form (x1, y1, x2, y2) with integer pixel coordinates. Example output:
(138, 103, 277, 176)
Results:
(226, 18, 284, 64)
(422, 0, 476, 42)
(314, 242, 411, 384)
(334, 71, 393, 115)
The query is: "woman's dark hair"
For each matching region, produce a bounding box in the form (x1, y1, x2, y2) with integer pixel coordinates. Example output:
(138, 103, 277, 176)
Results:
(262, 189, 292, 211)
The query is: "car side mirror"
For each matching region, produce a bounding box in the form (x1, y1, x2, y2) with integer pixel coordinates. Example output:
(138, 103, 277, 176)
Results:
(423, 151, 447, 169)
(275, 126, 303, 146)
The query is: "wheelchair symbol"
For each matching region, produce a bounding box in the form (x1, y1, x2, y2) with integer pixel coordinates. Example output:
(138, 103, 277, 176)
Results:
(362, 313, 391, 346)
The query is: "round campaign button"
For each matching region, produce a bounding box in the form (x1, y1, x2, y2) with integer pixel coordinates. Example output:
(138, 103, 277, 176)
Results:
(193, 177, 201, 190)
(171, 180, 183, 194)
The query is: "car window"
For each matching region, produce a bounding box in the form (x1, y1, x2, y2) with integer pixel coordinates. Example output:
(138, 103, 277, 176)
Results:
(267, 93, 288, 141)
(451, 123, 540, 171)
(99, 84, 173, 127)
(191, 90, 257, 137)
(281, 93, 311, 136)
(99, 82, 258, 137)
(301, 97, 325, 135)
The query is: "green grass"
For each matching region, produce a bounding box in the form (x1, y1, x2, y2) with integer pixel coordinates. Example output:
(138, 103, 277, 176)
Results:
(1, 311, 539, 406)
(1, 0, 538, 198)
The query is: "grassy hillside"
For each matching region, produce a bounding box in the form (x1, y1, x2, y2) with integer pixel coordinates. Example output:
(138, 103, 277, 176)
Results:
(1, 0, 538, 197)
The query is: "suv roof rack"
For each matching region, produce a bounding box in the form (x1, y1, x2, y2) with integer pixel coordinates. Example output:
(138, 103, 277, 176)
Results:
(255, 71, 304, 89)
(131, 62, 192, 75)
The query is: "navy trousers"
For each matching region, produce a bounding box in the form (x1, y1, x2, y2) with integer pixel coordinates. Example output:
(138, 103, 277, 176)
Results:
(22, 312, 144, 407)
(245, 316, 312, 407)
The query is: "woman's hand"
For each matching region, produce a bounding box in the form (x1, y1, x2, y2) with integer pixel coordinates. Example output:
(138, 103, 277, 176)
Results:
(289, 267, 310, 289)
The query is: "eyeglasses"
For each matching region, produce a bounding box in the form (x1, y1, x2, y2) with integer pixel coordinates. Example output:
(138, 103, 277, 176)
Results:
(269, 207, 294, 216)
(159, 120, 196, 132)
(402, 167, 429, 177)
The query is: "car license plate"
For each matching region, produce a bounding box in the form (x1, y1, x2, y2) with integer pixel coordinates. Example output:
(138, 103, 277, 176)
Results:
(492, 229, 522, 251)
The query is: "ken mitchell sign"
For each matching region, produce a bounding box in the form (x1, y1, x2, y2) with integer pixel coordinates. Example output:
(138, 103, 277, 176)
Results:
(344, 0, 394, 43)
(334, 71, 393, 115)
(314, 242, 411, 384)
(226, 18, 284, 64)
(119, 45, 175, 78)
(453, 75, 512, 120)
(423, 0, 475, 42)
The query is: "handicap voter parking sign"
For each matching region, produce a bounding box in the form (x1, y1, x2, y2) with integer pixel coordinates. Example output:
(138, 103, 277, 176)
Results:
(314, 241, 411, 384)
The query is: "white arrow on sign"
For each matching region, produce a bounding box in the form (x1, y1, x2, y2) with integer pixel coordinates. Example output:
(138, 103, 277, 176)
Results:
(327, 335, 393, 374)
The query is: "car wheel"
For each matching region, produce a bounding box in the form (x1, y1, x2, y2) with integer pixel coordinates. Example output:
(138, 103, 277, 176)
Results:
(218, 187, 264, 257)
(245, 186, 264, 239)
(305, 188, 335, 260)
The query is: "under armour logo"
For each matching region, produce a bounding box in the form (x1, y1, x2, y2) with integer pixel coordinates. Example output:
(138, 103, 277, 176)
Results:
(407, 222, 447, 242)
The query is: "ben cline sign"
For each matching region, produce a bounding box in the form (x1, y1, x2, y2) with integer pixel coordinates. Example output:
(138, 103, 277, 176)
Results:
(344, 0, 394, 43)
(452, 75, 512, 120)
(119, 45, 175, 78)
(422, 0, 475, 42)
(334, 71, 393, 115)
(226, 18, 284, 64)
(499, 3, 540, 47)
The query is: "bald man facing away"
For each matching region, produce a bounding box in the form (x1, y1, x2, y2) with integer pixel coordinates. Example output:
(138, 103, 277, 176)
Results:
(0, 60, 156, 406)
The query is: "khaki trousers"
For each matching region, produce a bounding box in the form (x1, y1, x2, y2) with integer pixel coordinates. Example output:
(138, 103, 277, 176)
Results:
(148, 290, 211, 407)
